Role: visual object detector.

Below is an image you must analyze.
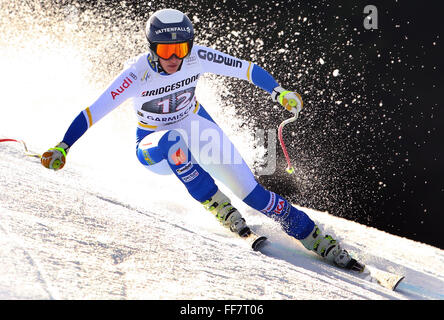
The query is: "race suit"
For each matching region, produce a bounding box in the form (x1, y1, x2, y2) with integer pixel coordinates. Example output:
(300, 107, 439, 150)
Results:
(60, 44, 314, 240)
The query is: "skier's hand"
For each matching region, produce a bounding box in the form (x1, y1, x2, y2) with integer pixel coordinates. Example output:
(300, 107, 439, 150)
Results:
(271, 86, 303, 115)
(41, 142, 70, 171)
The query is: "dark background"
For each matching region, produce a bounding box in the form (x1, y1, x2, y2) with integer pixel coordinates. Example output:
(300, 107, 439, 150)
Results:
(49, 0, 443, 248)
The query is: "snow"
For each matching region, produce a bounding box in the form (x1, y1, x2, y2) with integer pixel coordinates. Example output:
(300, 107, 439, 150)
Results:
(0, 4, 442, 299)
(0, 141, 443, 300)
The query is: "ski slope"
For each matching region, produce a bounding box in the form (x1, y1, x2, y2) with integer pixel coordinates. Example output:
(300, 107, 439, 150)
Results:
(1, 0, 442, 302)
(0, 141, 442, 300)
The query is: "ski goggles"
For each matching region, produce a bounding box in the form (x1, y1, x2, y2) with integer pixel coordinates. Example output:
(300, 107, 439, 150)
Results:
(155, 42, 191, 60)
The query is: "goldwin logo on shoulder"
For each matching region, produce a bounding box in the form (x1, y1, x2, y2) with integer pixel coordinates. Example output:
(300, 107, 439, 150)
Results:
(197, 49, 242, 68)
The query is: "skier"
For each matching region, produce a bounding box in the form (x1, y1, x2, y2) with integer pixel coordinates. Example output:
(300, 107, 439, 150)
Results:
(41, 9, 359, 270)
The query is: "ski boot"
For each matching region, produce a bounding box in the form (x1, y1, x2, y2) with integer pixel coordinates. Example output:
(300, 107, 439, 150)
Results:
(202, 189, 251, 237)
(300, 225, 364, 272)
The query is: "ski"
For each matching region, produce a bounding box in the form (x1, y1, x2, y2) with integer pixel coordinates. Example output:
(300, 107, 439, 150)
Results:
(244, 236, 404, 291)
(359, 266, 405, 291)
(343, 257, 404, 291)
(240, 227, 268, 251)
(345, 258, 366, 272)
(325, 257, 404, 291)
(339, 256, 405, 291)
(234, 224, 404, 290)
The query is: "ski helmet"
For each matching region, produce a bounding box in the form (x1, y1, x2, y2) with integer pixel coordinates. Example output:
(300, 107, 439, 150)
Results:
(146, 9, 194, 61)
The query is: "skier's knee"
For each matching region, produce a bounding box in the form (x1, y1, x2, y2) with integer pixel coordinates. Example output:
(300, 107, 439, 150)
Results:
(136, 130, 174, 175)
(158, 129, 191, 166)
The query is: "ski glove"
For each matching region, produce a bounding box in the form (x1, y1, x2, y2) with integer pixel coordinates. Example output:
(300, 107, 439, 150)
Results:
(271, 86, 303, 115)
(41, 142, 70, 171)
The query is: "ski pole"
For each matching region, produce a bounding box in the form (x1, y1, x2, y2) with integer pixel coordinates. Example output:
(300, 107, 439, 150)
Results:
(0, 138, 41, 159)
(277, 112, 298, 174)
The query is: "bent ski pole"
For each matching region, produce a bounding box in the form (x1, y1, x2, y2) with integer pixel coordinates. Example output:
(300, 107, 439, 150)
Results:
(277, 113, 298, 174)
(0, 138, 41, 159)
